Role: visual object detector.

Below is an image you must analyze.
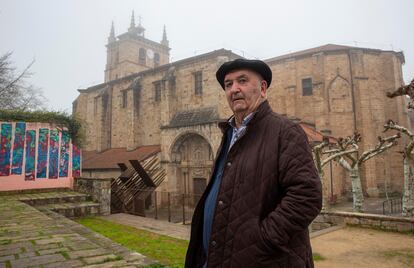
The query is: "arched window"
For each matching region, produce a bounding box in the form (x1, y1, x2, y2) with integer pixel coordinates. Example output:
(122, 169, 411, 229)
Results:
(139, 48, 146, 64)
(154, 53, 160, 67)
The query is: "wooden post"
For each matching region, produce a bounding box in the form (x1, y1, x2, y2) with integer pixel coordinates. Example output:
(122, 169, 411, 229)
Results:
(168, 192, 171, 222)
(182, 193, 186, 225)
(154, 191, 158, 220)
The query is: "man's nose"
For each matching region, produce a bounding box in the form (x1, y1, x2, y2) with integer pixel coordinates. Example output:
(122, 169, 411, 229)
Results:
(229, 82, 241, 93)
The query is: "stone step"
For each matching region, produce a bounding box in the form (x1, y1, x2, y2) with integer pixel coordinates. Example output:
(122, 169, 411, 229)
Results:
(17, 191, 91, 206)
(36, 201, 101, 218)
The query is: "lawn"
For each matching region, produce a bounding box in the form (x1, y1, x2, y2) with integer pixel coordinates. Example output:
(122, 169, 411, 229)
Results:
(77, 217, 325, 267)
(76, 217, 188, 267)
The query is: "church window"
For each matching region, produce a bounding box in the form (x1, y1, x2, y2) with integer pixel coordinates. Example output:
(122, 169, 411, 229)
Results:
(72, 100, 78, 114)
(94, 98, 98, 115)
(154, 81, 161, 102)
(139, 48, 146, 64)
(169, 76, 176, 92)
(154, 53, 160, 67)
(194, 71, 203, 95)
(122, 90, 128, 108)
(302, 78, 313, 96)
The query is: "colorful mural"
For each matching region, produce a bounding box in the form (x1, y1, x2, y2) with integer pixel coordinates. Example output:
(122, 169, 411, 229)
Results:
(1, 122, 81, 190)
(1, 122, 81, 191)
(25, 130, 36, 180)
(59, 131, 70, 177)
(11, 122, 26, 175)
(36, 128, 49, 178)
(72, 145, 81, 178)
(0, 123, 12, 176)
(48, 130, 59, 179)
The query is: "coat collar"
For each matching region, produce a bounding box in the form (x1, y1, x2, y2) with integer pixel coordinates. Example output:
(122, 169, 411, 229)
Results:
(218, 100, 272, 133)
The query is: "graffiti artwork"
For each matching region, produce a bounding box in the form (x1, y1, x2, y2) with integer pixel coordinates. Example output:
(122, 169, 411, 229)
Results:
(72, 144, 81, 178)
(11, 122, 26, 175)
(36, 128, 49, 178)
(48, 130, 59, 179)
(59, 131, 70, 177)
(25, 130, 36, 180)
(0, 123, 12, 176)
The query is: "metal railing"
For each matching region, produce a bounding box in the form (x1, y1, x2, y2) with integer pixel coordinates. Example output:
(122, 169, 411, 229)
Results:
(114, 189, 201, 225)
(382, 197, 402, 215)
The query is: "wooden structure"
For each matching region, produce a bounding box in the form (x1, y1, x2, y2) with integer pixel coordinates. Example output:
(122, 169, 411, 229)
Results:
(111, 154, 166, 215)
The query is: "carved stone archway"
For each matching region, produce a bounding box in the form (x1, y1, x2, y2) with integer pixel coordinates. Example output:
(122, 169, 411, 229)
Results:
(170, 132, 214, 197)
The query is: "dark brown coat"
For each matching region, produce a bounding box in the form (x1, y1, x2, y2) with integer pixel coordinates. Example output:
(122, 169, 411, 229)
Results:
(185, 101, 322, 267)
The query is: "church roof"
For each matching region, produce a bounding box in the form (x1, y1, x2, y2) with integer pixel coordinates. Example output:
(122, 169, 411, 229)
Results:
(82, 145, 160, 170)
(265, 44, 404, 63)
(299, 122, 337, 144)
(78, 48, 241, 93)
(164, 107, 220, 128)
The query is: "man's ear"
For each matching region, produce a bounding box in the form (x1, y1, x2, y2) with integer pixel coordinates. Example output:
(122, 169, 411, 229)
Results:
(260, 80, 268, 97)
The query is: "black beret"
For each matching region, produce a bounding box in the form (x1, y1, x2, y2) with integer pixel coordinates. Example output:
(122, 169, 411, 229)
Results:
(216, 58, 272, 90)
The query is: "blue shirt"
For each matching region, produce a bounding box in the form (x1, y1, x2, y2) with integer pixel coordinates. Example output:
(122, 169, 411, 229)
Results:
(202, 113, 255, 258)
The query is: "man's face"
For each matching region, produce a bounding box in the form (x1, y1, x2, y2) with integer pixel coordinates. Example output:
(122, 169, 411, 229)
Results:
(224, 69, 267, 116)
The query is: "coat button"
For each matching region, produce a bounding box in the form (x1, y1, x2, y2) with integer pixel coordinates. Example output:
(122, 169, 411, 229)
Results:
(218, 200, 224, 206)
(211, 241, 217, 247)
(227, 162, 231, 167)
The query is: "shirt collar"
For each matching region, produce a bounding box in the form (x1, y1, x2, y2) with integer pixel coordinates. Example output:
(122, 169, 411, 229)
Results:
(228, 112, 255, 129)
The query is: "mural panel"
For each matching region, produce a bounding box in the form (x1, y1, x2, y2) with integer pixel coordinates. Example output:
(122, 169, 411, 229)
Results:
(36, 128, 49, 178)
(0, 123, 12, 176)
(11, 122, 26, 175)
(25, 130, 36, 180)
(59, 131, 70, 177)
(72, 145, 81, 178)
(48, 130, 59, 179)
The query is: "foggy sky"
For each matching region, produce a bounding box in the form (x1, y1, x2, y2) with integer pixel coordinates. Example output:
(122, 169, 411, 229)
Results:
(1, 0, 413, 112)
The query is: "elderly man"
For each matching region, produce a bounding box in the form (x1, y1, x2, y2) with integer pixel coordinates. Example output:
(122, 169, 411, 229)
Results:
(185, 59, 322, 267)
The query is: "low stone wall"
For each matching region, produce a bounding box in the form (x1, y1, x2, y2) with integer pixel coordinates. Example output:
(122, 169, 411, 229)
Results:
(312, 210, 414, 233)
(74, 177, 112, 216)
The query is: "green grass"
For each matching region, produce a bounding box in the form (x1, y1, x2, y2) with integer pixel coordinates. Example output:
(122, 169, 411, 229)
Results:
(383, 250, 414, 266)
(76, 217, 188, 267)
(0, 239, 11, 245)
(312, 252, 326, 261)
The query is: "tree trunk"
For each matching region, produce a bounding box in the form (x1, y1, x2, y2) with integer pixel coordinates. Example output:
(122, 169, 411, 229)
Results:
(350, 166, 364, 212)
(402, 157, 414, 216)
(318, 168, 327, 210)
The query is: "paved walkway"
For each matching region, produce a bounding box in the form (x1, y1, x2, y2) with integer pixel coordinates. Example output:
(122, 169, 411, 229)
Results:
(101, 213, 191, 240)
(0, 197, 154, 268)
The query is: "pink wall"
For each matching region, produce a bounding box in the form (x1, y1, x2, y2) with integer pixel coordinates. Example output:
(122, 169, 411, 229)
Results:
(0, 122, 81, 191)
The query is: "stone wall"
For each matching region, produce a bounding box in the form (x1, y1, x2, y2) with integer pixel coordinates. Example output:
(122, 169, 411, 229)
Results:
(74, 177, 111, 215)
(312, 210, 414, 232)
(266, 49, 409, 196)
(74, 45, 409, 201)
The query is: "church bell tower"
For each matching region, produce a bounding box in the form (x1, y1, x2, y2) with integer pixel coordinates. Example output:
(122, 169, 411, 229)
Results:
(104, 11, 170, 82)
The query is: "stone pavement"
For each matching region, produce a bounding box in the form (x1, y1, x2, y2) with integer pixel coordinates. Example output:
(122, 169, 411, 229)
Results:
(101, 213, 191, 240)
(0, 196, 155, 268)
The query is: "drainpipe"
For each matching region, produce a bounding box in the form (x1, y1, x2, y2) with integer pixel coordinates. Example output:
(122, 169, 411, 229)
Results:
(347, 50, 358, 132)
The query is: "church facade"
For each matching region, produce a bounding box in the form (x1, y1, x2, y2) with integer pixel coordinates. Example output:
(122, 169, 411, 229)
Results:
(73, 14, 409, 200)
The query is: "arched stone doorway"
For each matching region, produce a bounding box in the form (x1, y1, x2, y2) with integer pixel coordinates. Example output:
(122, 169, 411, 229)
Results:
(170, 132, 214, 202)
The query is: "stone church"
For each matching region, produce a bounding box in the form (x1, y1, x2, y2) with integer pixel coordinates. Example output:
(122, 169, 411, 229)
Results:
(73, 14, 410, 201)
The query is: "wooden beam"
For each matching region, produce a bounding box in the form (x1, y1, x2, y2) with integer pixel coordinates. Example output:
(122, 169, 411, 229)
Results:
(129, 160, 156, 187)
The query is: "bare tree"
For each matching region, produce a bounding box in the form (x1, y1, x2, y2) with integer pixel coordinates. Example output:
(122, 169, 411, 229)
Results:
(387, 79, 414, 109)
(313, 137, 354, 210)
(0, 52, 46, 110)
(329, 133, 400, 212)
(385, 79, 414, 216)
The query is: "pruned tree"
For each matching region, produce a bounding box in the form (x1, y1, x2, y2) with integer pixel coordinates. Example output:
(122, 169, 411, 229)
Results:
(313, 137, 355, 210)
(330, 133, 400, 212)
(387, 79, 414, 109)
(385, 79, 414, 216)
(0, 52, 46, 111)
